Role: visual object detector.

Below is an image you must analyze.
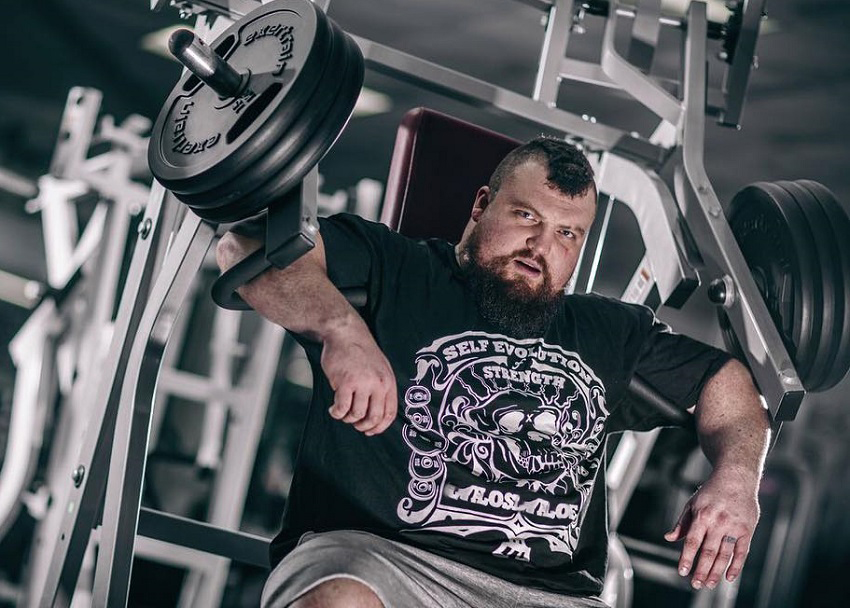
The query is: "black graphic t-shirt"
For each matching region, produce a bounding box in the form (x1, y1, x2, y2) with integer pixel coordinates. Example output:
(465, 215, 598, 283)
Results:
(269, 213, 731, 596)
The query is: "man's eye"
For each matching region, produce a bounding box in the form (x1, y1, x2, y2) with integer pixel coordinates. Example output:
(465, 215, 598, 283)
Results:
(560, 229, 576, 239)
(516, 210, 534, 220)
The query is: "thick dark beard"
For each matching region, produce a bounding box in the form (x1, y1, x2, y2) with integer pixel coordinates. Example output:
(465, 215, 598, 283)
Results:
(459, 229, 564, 339)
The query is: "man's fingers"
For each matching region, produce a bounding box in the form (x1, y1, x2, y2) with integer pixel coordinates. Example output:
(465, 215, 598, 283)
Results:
(726, 536, 751, 582)
(664, 524, 681, 542)
(665, 505, 693, 542)
(677, 519, 707, 579)
(369, 385, 398, 435)
(363, 382, 397, 436)
(355, 392, 387, 434)
(342, 389, 371, 423)
(689, 528, 723, 589)
(329, 385, 354, 420)
(703, 534, 739, 589)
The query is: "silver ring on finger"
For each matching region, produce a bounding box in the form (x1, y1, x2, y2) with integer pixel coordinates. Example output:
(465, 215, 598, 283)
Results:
(722, 535, 737, 544)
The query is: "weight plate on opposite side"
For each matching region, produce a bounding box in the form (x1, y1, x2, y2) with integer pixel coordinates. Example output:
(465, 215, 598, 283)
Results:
(181, 13, 351, 215)
(723, 182, 823, 384)
(796, 180, 850, 391)
(195, 24, 364, 223)
(149, 0, 331, 194)
(775, 180, 839, 391)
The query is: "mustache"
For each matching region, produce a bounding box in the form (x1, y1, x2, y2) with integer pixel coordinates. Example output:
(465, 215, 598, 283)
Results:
(494, 249, 549, 276)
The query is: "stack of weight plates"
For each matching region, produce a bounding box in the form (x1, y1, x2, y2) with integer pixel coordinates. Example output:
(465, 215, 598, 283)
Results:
(721, 180, 850, 392)
(148, 0, 364, 223)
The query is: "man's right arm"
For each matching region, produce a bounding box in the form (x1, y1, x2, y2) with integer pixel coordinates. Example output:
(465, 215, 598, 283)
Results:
(215, 231, 397, 435)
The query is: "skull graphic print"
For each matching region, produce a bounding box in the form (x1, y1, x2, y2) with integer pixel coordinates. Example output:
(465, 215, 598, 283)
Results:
(397, 331, 608, 563)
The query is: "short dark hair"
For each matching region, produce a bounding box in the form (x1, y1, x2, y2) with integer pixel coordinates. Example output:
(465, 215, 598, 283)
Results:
(489, 136, 596, 199)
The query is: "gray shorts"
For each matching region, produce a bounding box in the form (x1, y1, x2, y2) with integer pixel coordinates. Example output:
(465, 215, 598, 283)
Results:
(261, 530, 610, 608)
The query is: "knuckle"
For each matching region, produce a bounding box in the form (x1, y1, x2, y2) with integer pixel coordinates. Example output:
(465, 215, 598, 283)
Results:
(684, 537, 701, 550)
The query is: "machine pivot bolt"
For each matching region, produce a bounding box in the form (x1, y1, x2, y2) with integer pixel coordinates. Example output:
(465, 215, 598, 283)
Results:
(708, 276, 735, 307)
(138, 218, 152, 240)
(72, 465, 86, 488)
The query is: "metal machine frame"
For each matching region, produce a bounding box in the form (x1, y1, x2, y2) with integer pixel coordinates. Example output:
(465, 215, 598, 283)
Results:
(34, 0, 806, 606)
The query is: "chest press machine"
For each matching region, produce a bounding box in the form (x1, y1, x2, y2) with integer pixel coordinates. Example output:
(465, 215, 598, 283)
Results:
(29, 0, 850, 606)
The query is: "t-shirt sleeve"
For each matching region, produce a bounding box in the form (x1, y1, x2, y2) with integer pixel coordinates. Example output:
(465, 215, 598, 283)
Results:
(316, 212, 413, 320)
(607, 303, 733, 432)
(288, 212, 404, 356)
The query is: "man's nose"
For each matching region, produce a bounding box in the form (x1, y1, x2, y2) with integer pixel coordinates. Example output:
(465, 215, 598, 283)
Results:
(526, 226, 554, 256)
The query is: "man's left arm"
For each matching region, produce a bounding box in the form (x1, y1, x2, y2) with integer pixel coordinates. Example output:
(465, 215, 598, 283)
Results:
(664, 358, 771, 590)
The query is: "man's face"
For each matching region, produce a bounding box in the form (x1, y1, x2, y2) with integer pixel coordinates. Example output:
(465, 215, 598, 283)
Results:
(461, 161, 597, 300)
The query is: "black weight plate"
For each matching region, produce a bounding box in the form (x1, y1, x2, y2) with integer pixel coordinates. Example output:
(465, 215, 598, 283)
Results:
(775, 181, 837, 390)
(180, 12, 350, 213)
(149, 0, 330, 193)
(797, 180, 850, 390)
(151, 0, 327, 191)
(200, 26, 363, 223)
(185, 19, 356, 221)
(169, 10, 333, 197)
(194, 23, 364, 223)
(234, 25, 364, 215)
(725, 182, 823, 382)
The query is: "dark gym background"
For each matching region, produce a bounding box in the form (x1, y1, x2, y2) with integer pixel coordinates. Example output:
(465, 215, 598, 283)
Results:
(1, 0, 849, 606)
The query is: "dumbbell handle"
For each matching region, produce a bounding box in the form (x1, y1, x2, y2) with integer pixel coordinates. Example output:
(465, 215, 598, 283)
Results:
(169, 29, 245, 98)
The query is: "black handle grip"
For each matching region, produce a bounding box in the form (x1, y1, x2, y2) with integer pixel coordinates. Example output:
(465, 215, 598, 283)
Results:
(211, 248, 272, 310)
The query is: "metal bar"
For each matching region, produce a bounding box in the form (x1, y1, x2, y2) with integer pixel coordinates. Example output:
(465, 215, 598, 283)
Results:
(627, 0, 662, 72)
(184, 319, 285, 607)
(49, 88, 102, 178)
(169, 29, 245, 98)
(137, 507, 270, 568)
(607, 429, 660, 528)
(92, 214, 215, 607)
(560, 57, 620, 89)
(753, 459, 817, 608)
(0, 166, 38, 198)
(582, 194, 613, 293)
(620, 534, 682, 562)
(569, 194, 608, 294)
(195, 309, 241, 469)
(676, 2, 803, 420)
(1, 302, 55, 544)
(32, 176, 85, 289)
(533, 0, 575, 106)
(597, 153, 698, 306)
(157, 367, 246, 406)
(512, 0, 727, 38)
(0, 269, 38, 309)
(35, 183, 171, 608)
(134, 536, 221, 571)
(599, 3, 682, 125)
(720, 0, 767, 128)
(149, 278, 196, 449)
(628, 555, 693, 589)
(25, 197, 136, 600)
(351, 35, 666, 166)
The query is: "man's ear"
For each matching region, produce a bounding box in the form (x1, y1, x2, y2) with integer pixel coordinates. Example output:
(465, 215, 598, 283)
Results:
(471, 186, 490, 222)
